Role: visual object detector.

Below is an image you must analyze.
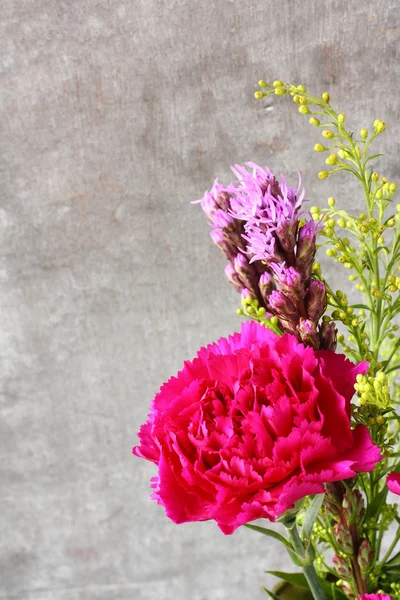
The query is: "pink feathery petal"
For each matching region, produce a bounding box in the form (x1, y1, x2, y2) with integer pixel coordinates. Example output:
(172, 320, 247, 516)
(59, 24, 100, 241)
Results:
(387, 472, 400, 496)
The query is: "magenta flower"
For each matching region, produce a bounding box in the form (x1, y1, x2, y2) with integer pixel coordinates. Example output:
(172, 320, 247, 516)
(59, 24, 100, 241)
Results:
(386, 472, 400, 495)
(133, 322, 381, 534)
(359, 594, 392, 600)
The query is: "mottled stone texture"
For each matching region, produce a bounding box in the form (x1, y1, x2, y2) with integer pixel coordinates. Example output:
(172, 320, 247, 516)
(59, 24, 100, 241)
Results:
(0, 1, 399, 599)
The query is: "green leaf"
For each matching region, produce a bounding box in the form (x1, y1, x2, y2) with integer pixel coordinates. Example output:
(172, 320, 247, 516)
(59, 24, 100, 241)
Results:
(244, 524, 292, 550)
(365, 153, 383, 165)
(302, 494, 324, 544)
(266, 571, 347, 600)
(261, 586, 284, 599)
(386, 550, 400, 567)
(351, 304, 371, 310)
(366, 485, 388, 521)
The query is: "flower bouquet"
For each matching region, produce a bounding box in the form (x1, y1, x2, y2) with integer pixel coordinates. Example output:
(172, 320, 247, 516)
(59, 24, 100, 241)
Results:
(133, 80, 400, 600)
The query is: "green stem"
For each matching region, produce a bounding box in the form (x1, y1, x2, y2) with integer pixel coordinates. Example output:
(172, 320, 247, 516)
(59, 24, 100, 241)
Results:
(378, 524, 400, 568)
(284, 521, 327, 600)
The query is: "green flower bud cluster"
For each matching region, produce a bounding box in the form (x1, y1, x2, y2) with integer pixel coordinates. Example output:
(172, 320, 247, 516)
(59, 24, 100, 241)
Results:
(354, 371, 390, 408)
(379, 503, 398, 531)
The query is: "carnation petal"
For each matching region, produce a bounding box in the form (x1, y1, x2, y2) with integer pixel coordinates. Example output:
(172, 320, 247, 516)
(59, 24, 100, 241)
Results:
(387, 472, 400, 496)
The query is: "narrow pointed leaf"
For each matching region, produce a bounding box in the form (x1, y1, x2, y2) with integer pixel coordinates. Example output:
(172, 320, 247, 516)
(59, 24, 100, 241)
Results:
(302, 493, 324, 544)
(244, 523, 292, 549)
(261, 586, 284, 599)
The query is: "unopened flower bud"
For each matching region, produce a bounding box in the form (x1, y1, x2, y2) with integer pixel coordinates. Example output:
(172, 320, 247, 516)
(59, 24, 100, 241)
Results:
(299, 105, 310, 115)
(258, 80, 268, 88)
(309, 117, 320, 126)
(334, 523, 353, 555)
(314, 143, 325, 152)
(338, 113, 346, 124)
(321, 92, 330, 103)
(322, 130, 334, 139)
(297, 318, 319, 348)
(254, 91, 265, 99)
(319, 321, 337, 351)
(269, 290, 298, 322)
(258, 272, 274, 304)
(318, 171, 329, 180)
(234, 253, 257, 293)
(225, 264, 244, 292)
(333, 555, 352, 579)
(357, 538, 373, 576)
(306, 280, 327, 321)
(210, 229, 237, 262)
(360, 128, 368, 140)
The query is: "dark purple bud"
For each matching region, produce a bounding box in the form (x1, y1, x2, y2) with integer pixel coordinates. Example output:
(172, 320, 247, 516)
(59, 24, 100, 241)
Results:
(268, 290, 298, 322)
(210, 229, 237, 262)
(234, 253, 257, 293)
(357, 538, 373, 576)
(275, 218, 298, 255)
(319, 321, 337, 351)
(325, 482, 346, 505)
(258, 272, 274, 304)
(225, 264, 244, 292)
(333, 523, 353, 555)
(333, 555, 353, 580)
(297, 318, 319, 348)
(214, 190, 231, 212)
(296, 221, 317, 274)
(272, 264, 303, 295)
(306, 280, 327, 321)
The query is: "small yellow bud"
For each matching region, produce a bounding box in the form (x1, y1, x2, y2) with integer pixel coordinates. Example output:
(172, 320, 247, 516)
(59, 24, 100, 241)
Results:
(378, 236, 384, 244)
(314, 143, 325, 152)
(360, 128, 368, 140)
(337, 334, 344, 343)
(376, 189, 383, 199)
(273, 80, 283, 88)
(255, 91, 265, 99)
(376, 415, 385, 425)
(352, 318, 359, 327)
(321, 92, 330, 103)
(293, 94, 301, 103)
(328, 196, 335, 207)
(299, 96, 308, 105)
(374, 119, 386, 133)
(318, 171, 329, 180)
(338, 113, 346, 124)
(310, 206, 320, 213)
(387, 219, 395, 227)
(338, 149, 350, 159)
(299, 105, 310, 114)
(322, 129, 334, 139)
(325, 228, 333, 237)
(326, 154, 338, 166)
(389, 285, 397, 293)
(258, 80, 268, 88)
(296, 85, 306, 93)
(327, 219, 335, 228)
(275, 87, 285, 96)
(270, 316, 279, 326)
(338, 218, 346, 228)
(339, 256, 346, 264)
(309, 117, 320, 126)
(390, 183, 397, 193)
(326, 248, 336, 257)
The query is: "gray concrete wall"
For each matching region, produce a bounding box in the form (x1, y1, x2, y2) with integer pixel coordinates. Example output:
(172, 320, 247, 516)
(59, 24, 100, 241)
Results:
(1, 1, 400, 599)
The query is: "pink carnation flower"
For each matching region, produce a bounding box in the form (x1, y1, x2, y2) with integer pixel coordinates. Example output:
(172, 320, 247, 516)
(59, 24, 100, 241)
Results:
(387, 472, 400, 495)
(359, 594, 392, 600)
(133, 322, 381, 534)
